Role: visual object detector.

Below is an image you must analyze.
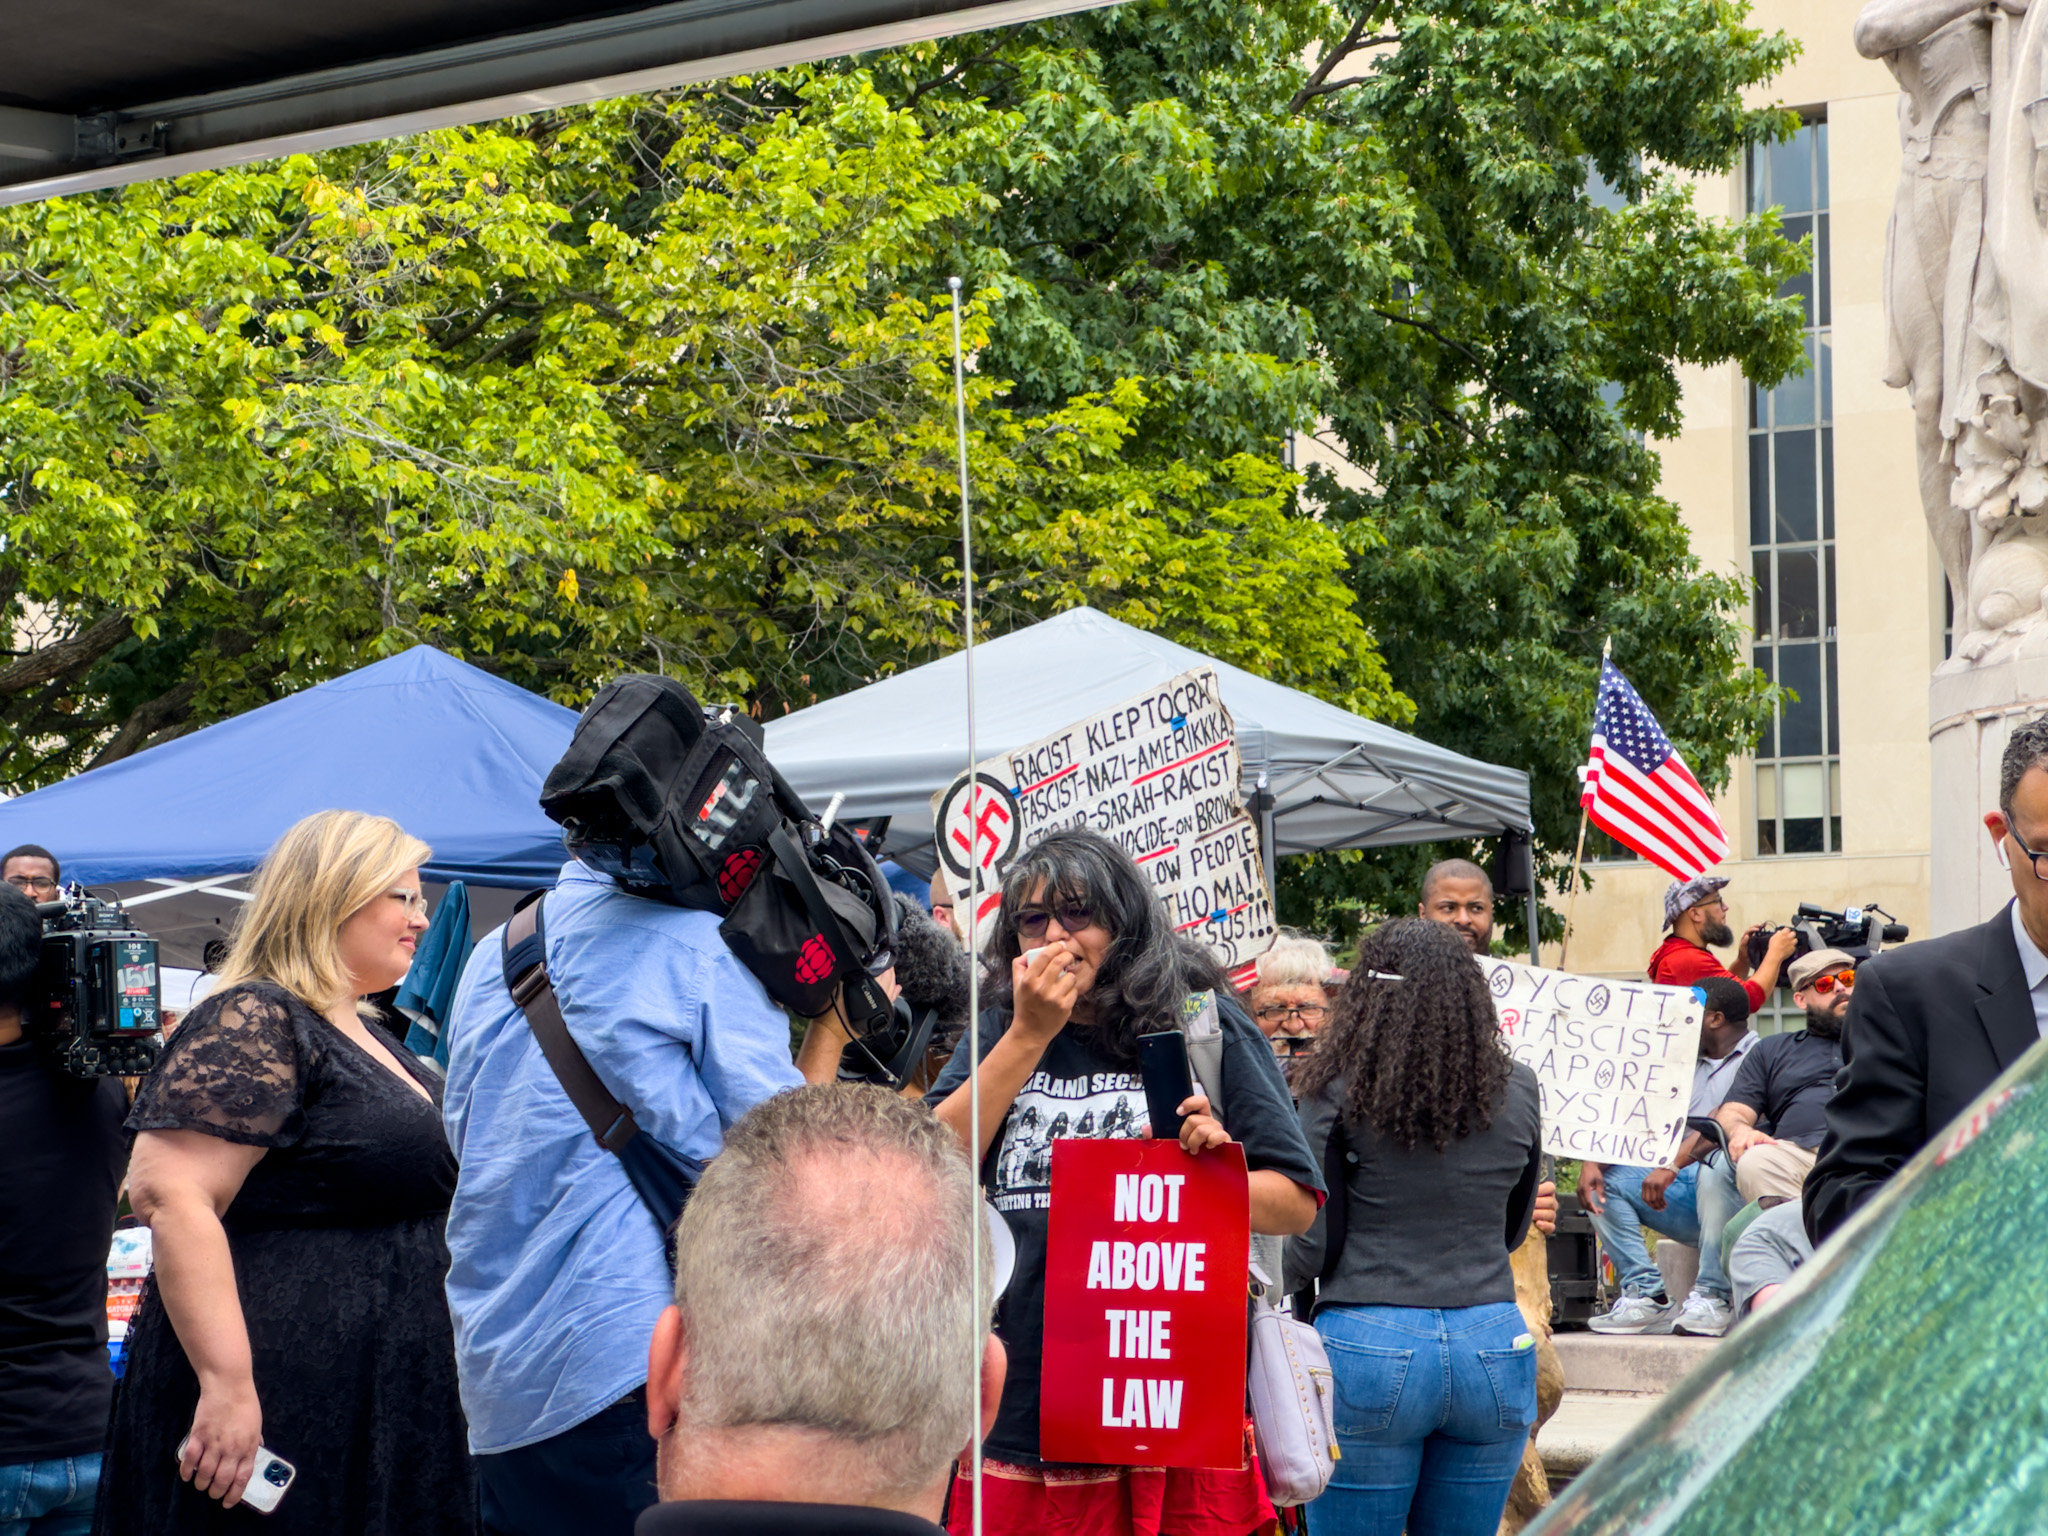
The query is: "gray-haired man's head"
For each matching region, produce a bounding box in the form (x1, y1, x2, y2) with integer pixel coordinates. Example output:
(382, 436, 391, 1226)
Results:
(645, 1084, 1002, 1518)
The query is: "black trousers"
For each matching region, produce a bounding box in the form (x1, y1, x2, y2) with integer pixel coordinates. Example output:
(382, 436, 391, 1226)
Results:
(478, 1387, 658, 1536)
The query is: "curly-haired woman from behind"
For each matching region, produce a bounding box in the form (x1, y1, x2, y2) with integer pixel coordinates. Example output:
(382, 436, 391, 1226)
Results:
(1285, 918, 1542, 1536)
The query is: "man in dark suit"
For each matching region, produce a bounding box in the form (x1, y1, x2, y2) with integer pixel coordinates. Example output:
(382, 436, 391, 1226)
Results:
(1804, 718, 2048, 1244)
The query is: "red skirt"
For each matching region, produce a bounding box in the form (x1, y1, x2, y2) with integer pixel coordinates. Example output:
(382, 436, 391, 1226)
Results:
(946, 1432, 1276, 1536)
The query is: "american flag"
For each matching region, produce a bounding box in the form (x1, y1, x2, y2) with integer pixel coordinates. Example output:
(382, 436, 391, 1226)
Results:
(1580, 660, 1729, 879)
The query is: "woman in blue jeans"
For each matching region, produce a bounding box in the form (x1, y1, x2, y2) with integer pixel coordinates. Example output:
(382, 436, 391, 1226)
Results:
(1288, 920, 1545, 1536)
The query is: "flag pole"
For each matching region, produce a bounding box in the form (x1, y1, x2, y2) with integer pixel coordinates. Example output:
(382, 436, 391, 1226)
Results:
(1558, 638, 1612, 971)
(1558, 809, 1591, 971)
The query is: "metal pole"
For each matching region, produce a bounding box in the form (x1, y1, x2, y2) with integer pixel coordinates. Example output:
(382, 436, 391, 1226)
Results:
(1558, 807, 1590, 971)
(948, 275, 984, 1536)
(1255, 770, 1277, 896)
(1561, 638, 1611, 971)
(1526, 885, 1541, 967)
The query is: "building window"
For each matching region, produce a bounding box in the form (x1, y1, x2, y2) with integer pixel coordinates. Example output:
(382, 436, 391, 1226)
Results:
(1751, 991, 1800, 1038)
(1748, 118, 1839, 857)
(1584, 828, 1639, 863)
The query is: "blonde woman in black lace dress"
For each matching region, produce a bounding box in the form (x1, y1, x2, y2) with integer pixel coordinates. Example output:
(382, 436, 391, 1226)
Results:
(98, 811, 476, 1534)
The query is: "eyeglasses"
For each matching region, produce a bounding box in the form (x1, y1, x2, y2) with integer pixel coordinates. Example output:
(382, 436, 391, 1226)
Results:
(1254, 1002, 1327, 1025)
(2009, 828, 2048, 881)
(1014, 901, 1094, 940)
(1808, 970, 1855, 995)
(5, 875, 58, 894)
(387, 890, 429, 916)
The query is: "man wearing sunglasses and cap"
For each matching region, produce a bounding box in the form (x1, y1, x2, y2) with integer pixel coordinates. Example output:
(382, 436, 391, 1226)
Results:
(1710, 948, 1858, 1204)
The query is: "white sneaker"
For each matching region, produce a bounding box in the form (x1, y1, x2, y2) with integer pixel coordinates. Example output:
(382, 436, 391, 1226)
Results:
(1672, 1292, 1734, 1337)
(1587, 1293, 1677, 1334)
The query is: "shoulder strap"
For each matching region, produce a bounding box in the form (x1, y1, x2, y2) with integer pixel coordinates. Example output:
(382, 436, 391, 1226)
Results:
(501, 895, 642, 1154)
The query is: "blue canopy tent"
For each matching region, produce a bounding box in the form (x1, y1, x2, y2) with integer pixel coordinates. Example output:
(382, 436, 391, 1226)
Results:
(0, 646, 576, 965)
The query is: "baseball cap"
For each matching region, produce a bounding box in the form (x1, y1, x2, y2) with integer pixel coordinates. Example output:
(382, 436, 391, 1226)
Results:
(1662, 875, 1731, 929)
(1789, 948, 1858, 991)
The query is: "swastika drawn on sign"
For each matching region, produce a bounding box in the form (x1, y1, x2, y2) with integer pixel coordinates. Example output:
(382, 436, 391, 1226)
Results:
(929, 669, 1275, 969)
(936, 771, 1023, 883)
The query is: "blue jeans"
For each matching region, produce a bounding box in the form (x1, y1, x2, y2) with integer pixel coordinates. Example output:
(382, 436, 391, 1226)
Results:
(477, 1388, 656, 1536)
(0, 1454, 100, 1536)
(1587, 1161, 1739, 1301)
(1308, 1302, 1536, 1536)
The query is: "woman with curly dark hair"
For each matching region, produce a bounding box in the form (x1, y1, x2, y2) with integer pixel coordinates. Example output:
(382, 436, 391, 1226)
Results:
(1286, 918, 1543, 1536)
(926, 828, 1322, 1536)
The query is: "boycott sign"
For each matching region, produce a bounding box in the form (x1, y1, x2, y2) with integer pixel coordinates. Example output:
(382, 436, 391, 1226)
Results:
(934, 669, 1276, 969)
(1484, 959, 1701, 1167)
(1041, 1139, 1250, 1468)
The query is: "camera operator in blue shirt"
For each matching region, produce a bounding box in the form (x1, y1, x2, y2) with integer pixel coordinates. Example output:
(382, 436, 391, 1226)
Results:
(443, 851, 837, 1536)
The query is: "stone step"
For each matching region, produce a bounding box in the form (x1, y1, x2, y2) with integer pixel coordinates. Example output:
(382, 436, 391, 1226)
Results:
(1551, 1331, 1718, 1394)
(1538, 1390, 1663, 1479)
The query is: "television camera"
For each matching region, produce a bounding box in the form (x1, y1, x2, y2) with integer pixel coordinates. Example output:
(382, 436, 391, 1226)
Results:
(27, 885, 163, 1079)
(1743, 901, 1909, 983)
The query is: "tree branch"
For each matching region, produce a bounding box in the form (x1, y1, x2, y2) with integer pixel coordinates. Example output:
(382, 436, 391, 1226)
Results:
(434, 290, 521, 350)
(0, 612, 133, 697)
(1291, 13, 1390, 112)
(85, 678, 198, 771)
(1294, 13, 1376, 114)
(906, 41, 1011, 103)
(472, 321, 543, 369)
(1369, 308, 1489, 371)
(1293, 67, 1389, 104)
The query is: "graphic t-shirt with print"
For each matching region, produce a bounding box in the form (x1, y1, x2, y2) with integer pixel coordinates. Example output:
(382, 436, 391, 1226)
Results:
(927, 997, 1321, 1466)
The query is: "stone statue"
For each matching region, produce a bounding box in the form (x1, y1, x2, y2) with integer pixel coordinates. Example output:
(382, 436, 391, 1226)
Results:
(1859, 0, 2048, 658)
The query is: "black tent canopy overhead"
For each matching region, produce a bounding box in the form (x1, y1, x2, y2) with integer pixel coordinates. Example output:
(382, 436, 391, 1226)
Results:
(0, 0, 1117, 203)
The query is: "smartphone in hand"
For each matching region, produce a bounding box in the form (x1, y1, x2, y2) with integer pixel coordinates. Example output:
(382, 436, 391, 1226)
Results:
(176, 1439, 296, 1513)
(1137, 1030, 1197, 1141)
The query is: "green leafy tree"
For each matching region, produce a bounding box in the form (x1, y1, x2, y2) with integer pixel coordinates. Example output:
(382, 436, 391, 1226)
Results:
(0, 73, 1393, 787)
(868, 0, 1808, 945)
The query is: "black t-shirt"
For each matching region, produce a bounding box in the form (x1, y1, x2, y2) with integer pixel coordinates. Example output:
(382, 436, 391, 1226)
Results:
(0, 1039, 129, 1463)
(926, 997, 1321, 1467)
(1727, 1030, 1844, 1149)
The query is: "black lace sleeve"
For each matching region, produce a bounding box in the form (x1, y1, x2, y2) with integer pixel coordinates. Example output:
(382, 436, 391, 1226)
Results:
(126, 983, 309, 1147)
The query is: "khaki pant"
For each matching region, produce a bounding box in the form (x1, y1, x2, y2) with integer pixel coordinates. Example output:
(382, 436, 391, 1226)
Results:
(1734, 1140, 1815, 1203)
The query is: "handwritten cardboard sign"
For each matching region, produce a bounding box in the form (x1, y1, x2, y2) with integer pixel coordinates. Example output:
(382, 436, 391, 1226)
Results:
(1040, 1139, 1250, 1469)
(1483, 959, 1700, 1166)
(934, 668, 1276, 970)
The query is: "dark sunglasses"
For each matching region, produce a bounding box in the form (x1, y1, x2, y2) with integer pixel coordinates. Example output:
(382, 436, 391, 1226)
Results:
(1014, 901, 1095, 940)
(1809, 970, 1855, 995)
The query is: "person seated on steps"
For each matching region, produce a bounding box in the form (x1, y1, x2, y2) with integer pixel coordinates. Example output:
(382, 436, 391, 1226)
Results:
(1582, 976, 1756, 1338)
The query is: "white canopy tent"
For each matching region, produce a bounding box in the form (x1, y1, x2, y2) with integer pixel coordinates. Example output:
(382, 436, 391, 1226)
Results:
(764, 606, 1534, 922)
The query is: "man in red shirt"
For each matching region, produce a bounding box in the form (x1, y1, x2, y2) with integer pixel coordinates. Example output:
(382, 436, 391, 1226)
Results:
(1648, 875, 1796, 1013)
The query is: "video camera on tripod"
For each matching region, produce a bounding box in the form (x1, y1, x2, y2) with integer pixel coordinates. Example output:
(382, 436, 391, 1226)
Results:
(1743, 901, 1909, 982)
(27, 885, 163, 1079)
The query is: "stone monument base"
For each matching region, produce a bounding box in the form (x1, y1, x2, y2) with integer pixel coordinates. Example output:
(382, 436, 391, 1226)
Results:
(1930, 635, 2048, 935)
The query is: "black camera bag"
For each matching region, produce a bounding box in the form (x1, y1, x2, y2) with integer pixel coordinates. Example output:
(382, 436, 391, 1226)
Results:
(538, 674, 897, 1023)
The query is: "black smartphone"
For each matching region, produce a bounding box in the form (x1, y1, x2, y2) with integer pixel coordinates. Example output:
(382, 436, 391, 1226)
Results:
(1137, 1030, 1197, 1142)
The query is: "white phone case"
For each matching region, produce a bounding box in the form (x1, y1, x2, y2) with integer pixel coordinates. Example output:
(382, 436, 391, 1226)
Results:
(174, 1439, 296, 1514)
(240, 1450, 296, 1514)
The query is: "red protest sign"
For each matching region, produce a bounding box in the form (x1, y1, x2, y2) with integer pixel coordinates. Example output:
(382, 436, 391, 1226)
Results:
(1040, 1139, 1250, 1469)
